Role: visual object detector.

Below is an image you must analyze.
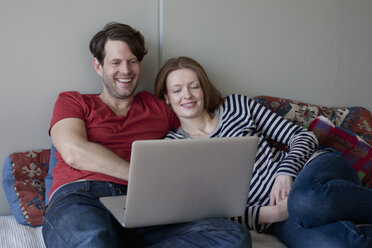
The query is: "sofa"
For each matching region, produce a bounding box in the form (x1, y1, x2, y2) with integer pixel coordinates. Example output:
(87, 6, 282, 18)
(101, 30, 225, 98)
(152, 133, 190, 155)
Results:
(1, 95, 371, 248)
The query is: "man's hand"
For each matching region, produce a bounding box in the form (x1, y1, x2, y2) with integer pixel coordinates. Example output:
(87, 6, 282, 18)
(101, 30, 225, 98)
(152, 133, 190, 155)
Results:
(270, 175, 293, 206)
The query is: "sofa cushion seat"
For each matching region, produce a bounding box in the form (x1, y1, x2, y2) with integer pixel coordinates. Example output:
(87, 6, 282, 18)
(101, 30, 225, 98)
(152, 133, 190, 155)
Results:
(0, 215, 286, 248)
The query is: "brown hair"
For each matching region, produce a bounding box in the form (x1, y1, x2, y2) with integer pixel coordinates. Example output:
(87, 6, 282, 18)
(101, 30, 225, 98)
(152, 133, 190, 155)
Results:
(154, 56, 224, 114)
(89, 22, 147, 65)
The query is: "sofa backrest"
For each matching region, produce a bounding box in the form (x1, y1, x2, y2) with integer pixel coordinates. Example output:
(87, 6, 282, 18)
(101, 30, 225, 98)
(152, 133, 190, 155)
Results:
(253, 95, 372, 146)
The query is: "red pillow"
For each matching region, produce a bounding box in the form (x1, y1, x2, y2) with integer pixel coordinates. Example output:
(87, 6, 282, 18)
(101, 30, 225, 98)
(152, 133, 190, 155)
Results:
(309, 116, 372, 188)
(6, 150, 50, 226)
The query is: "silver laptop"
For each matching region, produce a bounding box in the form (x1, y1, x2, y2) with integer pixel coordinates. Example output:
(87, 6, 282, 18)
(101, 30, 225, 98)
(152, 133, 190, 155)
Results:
(100, 136, 258, 228)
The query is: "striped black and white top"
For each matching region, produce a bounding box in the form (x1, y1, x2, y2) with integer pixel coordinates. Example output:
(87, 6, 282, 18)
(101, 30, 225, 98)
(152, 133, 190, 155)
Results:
(165, 94, 318, 232)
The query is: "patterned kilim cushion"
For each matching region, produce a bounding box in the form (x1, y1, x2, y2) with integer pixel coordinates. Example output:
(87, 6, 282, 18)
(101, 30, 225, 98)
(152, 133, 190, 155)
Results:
(309, 116, 372, 188)
(254, 96, 372, 146)
(334, 107, 372, 146)
(2, 150, 50, 226)
(254, 96, 293, 118)
(254, 96, 334, 128)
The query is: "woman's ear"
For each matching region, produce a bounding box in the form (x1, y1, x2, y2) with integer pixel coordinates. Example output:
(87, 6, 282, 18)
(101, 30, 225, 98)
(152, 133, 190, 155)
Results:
(164, 94, 170, 105)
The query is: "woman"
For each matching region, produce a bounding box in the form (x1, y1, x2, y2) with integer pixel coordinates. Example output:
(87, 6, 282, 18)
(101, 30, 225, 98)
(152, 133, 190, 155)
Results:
(154, 56, 372, 248)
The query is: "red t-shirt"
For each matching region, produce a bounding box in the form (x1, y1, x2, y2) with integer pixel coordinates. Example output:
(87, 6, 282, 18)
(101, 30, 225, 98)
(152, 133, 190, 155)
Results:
(49, 90, 179, 196)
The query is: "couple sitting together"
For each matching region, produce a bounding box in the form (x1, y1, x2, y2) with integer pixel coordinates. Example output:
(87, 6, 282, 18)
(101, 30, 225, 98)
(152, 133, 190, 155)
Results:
(42, 22, 372, 248)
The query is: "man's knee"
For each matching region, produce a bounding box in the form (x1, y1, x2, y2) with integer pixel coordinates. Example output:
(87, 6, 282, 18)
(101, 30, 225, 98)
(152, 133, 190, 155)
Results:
(42, 194, 123, 248)
(192, 219, 251, 248)
(154, 218, 252, 248)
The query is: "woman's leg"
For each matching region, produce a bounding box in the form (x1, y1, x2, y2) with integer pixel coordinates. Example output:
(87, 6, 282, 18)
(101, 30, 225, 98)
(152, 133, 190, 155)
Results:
(272, 219, 372, 248)
(288, 151, 372, 228)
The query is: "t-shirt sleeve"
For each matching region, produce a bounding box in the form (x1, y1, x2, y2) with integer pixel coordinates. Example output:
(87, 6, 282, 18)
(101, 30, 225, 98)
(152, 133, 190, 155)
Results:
(49, 91, 86, 135)
(166, 105, 180, 130)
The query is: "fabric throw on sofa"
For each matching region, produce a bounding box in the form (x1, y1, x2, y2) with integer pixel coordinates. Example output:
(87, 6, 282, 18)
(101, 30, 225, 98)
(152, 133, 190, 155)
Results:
(254, 95, 372, 188)
(309, 116, 372, 188)
(254, 95, 372, 146)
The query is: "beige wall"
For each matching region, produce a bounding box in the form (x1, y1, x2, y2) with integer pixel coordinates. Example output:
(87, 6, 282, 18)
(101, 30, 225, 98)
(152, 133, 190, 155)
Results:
(0, 0, 159, 215)
(163, 0, 372, 110)
(1, 0, 371, 215)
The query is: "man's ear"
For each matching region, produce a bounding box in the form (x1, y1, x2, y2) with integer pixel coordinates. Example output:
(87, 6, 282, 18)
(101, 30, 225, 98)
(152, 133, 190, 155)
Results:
(93, 58, 103, 77)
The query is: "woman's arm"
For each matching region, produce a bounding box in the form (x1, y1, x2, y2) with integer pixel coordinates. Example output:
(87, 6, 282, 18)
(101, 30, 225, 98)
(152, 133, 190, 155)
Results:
(258, 197, 289, 224)
(249, 99, 318, 173)
(246, 97, 318, 228)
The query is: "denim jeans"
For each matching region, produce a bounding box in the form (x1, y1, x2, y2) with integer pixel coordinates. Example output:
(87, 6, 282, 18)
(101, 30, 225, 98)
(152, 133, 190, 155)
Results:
(42, 180, 251, 248)
(272, 150, 372, 248)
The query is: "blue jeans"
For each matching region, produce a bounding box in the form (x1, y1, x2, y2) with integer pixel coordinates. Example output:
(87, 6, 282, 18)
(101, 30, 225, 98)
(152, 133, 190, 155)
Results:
(42, 180, 251, 248)
(272, 151, 372, 248)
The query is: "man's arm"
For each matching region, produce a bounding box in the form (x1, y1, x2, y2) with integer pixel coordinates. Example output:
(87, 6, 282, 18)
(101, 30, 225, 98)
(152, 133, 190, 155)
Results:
(51, 117, 129, 181)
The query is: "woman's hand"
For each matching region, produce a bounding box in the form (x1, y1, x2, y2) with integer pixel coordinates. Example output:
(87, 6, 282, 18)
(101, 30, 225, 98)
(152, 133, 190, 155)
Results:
(258, 175, 293, 224)
(270, 175, 293, 206)
(276, 197, 289, 221)
(258, 197, 289, 224)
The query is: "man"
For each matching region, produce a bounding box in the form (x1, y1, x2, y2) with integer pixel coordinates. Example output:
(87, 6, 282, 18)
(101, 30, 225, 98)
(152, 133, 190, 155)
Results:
(42, 22, 250, 248)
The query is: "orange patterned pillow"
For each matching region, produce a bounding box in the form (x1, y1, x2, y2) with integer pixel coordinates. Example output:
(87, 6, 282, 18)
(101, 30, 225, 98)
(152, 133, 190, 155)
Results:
(2, 150, 50, 226)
